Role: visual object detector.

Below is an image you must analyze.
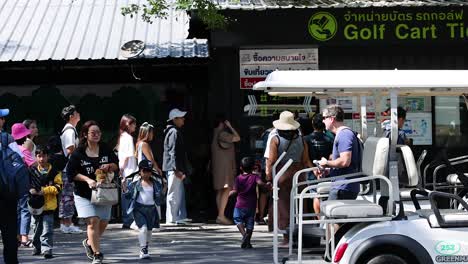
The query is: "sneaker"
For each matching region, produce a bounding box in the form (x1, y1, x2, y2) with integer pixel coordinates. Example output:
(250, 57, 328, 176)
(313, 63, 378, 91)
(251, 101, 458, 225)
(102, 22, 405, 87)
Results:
(241, 235, 248, 249)
(82, 239, 94, 260)
(139, 246, 150, 259)
(43, 250, 53, 259)
(68, 225, 83, 234)
(92, 253, 104, 264)
(175, 220, 189, 225)
(130, 221, 139, 231)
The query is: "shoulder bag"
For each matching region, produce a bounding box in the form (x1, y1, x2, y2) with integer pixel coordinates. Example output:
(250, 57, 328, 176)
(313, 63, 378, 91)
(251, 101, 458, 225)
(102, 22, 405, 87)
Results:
(91, 172, 119, 206)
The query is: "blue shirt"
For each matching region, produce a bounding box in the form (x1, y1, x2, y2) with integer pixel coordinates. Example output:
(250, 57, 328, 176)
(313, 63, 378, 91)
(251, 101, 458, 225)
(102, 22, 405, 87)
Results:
(383, 121, 407, 145)
(330, 128, 361, 194)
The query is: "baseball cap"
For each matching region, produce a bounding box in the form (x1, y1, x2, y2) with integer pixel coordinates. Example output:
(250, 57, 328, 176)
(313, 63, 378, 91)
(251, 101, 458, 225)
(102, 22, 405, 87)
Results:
(138, 160, 153, 170)
(28, 195, 45, 215)
(0, 108, 9, 118)
(167, 108, 187, 122)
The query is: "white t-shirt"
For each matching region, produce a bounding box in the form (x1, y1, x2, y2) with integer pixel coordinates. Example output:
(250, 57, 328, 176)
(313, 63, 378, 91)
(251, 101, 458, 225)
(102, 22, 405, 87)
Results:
(136, 184, 155, 205)
(60, 123, 78, 157)
(118, 132, 138, 177)
(263, 128, 278, 159)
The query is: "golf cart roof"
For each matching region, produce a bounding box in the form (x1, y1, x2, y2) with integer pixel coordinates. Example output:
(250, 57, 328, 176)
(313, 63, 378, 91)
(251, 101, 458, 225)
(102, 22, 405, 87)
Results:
(253, 70, 468, 96)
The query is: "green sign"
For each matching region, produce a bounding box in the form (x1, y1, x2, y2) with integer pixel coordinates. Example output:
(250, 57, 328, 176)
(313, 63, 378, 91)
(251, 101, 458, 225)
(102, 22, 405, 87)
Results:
(308, 12, 338, 41)
(307, 8, 468, 42)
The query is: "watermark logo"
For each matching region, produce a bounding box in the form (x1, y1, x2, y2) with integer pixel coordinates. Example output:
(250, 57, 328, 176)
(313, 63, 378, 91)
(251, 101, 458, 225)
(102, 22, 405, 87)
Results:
(308, 12, 338, 41)
(435, 241, 461, 256)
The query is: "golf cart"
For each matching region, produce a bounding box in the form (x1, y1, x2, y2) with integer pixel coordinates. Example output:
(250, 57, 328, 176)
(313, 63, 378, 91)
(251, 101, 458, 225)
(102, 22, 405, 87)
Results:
(253, 70, 468, 264)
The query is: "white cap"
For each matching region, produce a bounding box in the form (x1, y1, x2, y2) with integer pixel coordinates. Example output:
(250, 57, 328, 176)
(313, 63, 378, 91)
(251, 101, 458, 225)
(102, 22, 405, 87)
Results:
(167, 108, 187, 122)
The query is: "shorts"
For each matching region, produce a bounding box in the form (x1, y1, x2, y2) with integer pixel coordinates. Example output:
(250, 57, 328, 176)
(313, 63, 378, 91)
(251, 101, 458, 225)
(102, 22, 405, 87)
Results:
(59, 173, 75, 218)
(233, 208, 255, 230)
(74, 195, 112, 221)
(328, 189, 358, 201)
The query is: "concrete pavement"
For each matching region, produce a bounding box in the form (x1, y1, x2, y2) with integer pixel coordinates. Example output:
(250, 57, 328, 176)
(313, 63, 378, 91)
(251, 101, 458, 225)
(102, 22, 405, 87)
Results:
(2, 224, 327, 264)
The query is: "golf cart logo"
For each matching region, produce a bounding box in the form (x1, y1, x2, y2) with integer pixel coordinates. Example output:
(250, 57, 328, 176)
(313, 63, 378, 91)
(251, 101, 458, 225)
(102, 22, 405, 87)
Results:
(435, 241, 461, 255)
(308, 12, 337, 41)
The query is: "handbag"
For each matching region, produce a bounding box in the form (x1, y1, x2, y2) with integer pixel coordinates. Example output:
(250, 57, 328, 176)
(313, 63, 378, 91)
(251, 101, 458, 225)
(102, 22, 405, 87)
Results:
(91, 172, 118, 206)
(91, 182, 119, 206)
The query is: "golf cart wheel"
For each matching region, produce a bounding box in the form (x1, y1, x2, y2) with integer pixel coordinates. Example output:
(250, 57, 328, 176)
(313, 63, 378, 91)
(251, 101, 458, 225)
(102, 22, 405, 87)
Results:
(365, 254, 407, 264)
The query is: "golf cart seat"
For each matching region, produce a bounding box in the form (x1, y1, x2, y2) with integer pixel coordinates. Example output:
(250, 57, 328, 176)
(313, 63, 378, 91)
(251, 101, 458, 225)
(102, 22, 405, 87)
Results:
(321, 199, 383, 218)
(399, 145, 426, 201)
(319, 137, 389, 219)
(417, 209, 468, 228)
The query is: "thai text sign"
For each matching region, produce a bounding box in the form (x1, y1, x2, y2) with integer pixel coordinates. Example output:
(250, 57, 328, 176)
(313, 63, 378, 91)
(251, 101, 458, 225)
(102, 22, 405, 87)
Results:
(308, 8, 468, 43)
(239, 49, 318, 89)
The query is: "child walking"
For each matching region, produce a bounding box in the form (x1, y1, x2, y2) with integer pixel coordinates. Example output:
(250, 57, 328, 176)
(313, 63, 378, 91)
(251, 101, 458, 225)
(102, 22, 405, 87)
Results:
(123, 160, 162, 259)
(29, 146, 62, 259)
(230, 157, 271, 249)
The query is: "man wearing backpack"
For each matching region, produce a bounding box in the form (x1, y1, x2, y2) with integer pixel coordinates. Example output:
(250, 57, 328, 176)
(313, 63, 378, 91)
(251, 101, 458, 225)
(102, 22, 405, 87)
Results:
(0, 108, 30, 264)
(317, 105, 362, 201)
(58, 105, 82, 234)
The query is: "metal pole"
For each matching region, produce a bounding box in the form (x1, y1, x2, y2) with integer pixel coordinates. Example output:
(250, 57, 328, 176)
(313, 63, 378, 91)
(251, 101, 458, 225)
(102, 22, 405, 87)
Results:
(273, 152, 287, 264)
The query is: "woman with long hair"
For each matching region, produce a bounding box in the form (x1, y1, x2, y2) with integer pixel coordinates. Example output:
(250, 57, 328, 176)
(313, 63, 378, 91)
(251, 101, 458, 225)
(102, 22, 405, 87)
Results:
(117, 114, 137, 229)
(67, 120, 119, 264)
(23, 119, 38, 155)
(211, 115, 240, 225)
(135, 122, 162, 175)
(136, 122, 163, 219)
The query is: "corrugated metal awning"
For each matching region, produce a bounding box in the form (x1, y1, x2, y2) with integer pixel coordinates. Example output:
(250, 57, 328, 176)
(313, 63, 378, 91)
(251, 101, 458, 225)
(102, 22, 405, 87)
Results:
(0, 0, 209, 62)
(213, 0, 468, 11)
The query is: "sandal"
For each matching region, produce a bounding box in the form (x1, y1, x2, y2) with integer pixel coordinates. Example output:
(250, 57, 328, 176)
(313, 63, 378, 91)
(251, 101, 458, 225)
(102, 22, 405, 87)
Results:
(19, 240, 33, 248)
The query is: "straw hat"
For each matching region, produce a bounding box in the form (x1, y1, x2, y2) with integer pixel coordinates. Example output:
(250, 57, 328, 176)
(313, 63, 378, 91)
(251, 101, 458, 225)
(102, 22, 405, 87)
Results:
(273, 111, 300, 130)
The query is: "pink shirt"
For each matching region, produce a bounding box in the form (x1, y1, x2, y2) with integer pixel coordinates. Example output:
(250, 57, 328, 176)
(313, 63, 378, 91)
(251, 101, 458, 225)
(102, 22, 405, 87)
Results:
(19, 145, 36, 167)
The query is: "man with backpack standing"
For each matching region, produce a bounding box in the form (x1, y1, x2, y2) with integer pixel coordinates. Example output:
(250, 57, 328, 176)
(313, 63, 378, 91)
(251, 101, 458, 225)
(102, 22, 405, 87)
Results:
(163, 108, 191, 225)
(0, 108, 30, 264)
(317, 105, 362, 201)
(58, 105, 82, 234)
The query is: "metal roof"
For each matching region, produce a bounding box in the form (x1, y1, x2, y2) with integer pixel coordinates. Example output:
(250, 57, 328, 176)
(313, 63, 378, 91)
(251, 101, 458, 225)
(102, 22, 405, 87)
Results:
(213, 0, 468, 10)
(0, 0, 209, 62)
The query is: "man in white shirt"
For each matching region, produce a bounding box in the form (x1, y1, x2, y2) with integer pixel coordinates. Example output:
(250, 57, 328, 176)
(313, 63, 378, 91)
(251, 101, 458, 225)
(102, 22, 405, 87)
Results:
(59, 105, 82, 234)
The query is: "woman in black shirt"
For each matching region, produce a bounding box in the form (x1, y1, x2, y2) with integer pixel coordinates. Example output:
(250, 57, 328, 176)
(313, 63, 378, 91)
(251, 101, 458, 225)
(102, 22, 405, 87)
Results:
(67, 120, 118, 264)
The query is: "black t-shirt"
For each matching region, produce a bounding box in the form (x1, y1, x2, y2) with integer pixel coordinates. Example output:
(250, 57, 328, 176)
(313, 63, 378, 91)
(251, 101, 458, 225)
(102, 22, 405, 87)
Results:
(67, 143, 118, 200)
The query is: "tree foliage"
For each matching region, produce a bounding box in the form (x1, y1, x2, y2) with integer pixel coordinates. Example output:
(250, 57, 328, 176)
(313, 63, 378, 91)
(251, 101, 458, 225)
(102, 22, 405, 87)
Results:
(121, 0, 228, 30)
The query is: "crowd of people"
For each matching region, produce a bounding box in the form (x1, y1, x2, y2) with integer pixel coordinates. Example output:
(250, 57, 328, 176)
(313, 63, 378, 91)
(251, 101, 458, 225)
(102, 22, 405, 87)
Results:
(0, 103, 407, 264)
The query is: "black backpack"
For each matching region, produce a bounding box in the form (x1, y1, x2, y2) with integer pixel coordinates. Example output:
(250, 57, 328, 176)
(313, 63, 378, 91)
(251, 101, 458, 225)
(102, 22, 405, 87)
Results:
(306, 132, 333, 162)
(46, 126, 78, 171)
(0, 132, 30, 196)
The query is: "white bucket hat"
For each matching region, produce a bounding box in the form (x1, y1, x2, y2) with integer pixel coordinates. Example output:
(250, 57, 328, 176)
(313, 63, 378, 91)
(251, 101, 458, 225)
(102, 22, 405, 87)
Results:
(273, 111, 300, 130)
(167, 108, 187, 122)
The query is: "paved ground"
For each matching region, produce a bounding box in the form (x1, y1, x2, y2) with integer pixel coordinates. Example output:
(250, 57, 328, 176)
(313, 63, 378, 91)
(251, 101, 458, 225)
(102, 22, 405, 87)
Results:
(1, 223, 327, 264)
